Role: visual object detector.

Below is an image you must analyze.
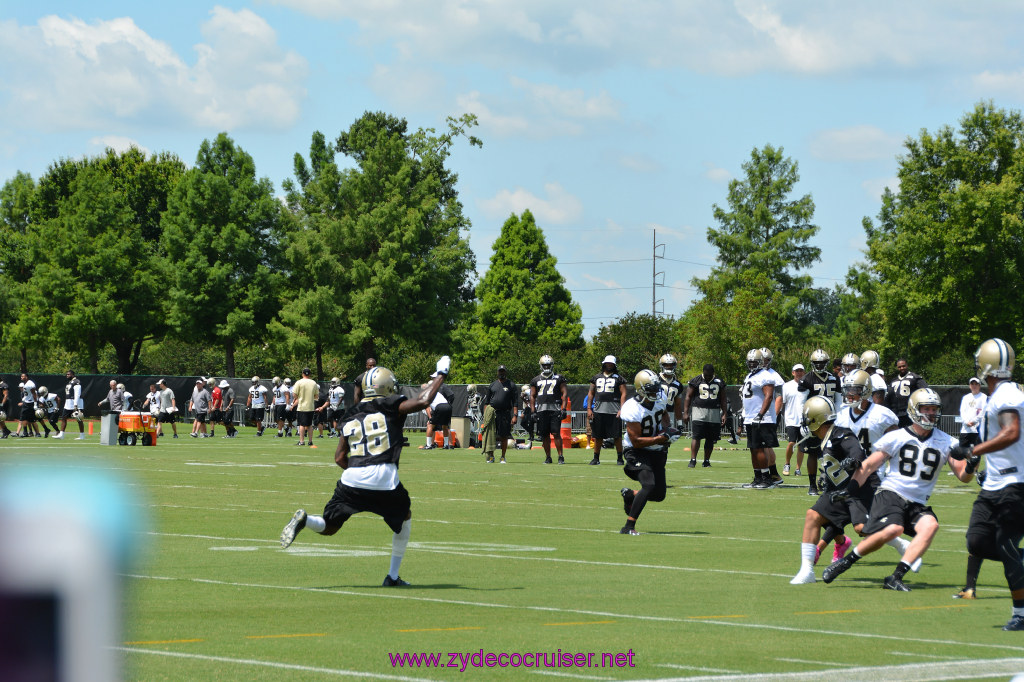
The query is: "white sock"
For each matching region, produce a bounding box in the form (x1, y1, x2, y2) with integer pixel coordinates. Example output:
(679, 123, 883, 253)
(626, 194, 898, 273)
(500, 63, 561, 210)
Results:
(886, 537, 909, 555)
(800, 542, 816, 570)
(1014, 606, 1024, 617)
(306, 515, 327, 533)
(389, 520, 411, 579)
(426, 436, 431, 447)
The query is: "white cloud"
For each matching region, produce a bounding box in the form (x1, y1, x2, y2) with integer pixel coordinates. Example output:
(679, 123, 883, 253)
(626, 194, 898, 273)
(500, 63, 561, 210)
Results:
(88, 135, 150, 156)
(973, 69, 1024, 98)
(861, 176, 899, 200)
(617, 153, 662, 173)
(455, 91, 531, 137)
(0, 9, 307, 132)
(479, 182, 584, 225)
(809, 125, 904, 162)
(703, 161, 731, 183)
(582, 273, 621, 289)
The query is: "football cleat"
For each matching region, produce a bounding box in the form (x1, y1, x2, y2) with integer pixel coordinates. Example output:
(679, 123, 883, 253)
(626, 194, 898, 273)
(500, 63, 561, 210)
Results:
(953, 587, 976, 600)
(783, 464, 790, 475)
(728, 436, 738, 445)
(621, 487, 635, 515)
(1004, 615, 1024, 631)
(702, 460, 712, 467)
(544, 456, 552, 464)
(280, 509, 307, 548)
(589, 458, 600, 465)
(688, 459, 697, 468)
(617, 457, 625, 465)
(833, 536, 853, 563)
(808, 486, 819, 496)
(382, 575, 410, 587)
(822, 555, 854, 583)
(557, 456, 565, 465)
(790, 569, 816, 585)
(883, 575, 911, 592)
(620, 526, 640, 535)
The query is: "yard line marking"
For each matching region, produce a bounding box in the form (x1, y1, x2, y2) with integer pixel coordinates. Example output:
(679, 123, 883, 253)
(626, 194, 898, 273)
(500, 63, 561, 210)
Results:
(900, 604, 970, 610)
(654, 664, 742, 673)
(118, 647, 438, 681)
(684, 615, 747, 620)
(124, 574, 1024, 654)
(792, 609, 860, 615)
(122, 638, 203, 645)
(396, 626, 483, 632)
(244, 633, 325, 639)
(775, 657, 856, 667)
(543, 620, 615, 626)
(621, 656, 1024, 681)
(887, 651, 972, 661)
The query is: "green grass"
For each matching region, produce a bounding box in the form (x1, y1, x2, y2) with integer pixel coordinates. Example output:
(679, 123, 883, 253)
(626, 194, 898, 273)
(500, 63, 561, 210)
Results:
(4, 431, 1024, 681)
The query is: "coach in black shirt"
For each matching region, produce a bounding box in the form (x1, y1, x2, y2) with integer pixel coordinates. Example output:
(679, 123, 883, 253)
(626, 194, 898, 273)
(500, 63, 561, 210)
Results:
(481, 365, 517, 463)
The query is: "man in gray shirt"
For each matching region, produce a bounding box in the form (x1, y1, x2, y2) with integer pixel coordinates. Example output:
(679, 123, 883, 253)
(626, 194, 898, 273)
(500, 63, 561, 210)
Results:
(157, 379, 179, 438)
(219, 380, 238, 438)
(98, 380, 125, 412)
(189, 378, 212, 438)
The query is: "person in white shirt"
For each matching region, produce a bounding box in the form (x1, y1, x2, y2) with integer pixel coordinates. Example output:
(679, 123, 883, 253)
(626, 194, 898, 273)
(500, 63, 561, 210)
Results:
(953, 339, 1024, 630)
(326, 378, 346, 437)
(17, 373, 39, 438)
(157, 379, 179, 438)
(759, 348, 786, 483)
(822, 388, 975, 591)
(247, 377, 269, 437)
(740, 349, 780, 489)
(55, 370, 86, 440)
(959, 377, 987, 448)
(778, 364, 807, 478)
(860, 350, 888, 405)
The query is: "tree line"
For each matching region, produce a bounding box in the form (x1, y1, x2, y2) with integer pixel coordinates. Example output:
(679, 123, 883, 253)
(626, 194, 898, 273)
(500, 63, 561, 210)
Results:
(2, 102, 1022, 386)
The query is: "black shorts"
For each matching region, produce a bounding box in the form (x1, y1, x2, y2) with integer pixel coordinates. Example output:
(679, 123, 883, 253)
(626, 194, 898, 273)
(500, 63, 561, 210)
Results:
(786, 426, 802, 443)
(250, 407, 265, 423)
(967, 484, 1024, 541)
(274, 404, 288, 421)
(429, 403, 452, 427)
(221, 409, 233, 426)
(210, 409, 222, 423)
(862, 489, 934, 536)
(61, 408, 81, 420)
(327, 407, 341, 424)
(691, 420, 721, 443)
(811, 481, 876, 530)
(193, 412, 207, 424)
(958, 432, 982, 447)
(592, 412, 622, 440)
(159, 411, 176, 423)
(323, 481, 411, 534)
(746, 422, 779, 449)
(20, 404, 36, 422)
(535, 410, 562, 438)
(492, 409, 513, 439)
(296, 410, 314, 427)
(622, 447, 668, 482)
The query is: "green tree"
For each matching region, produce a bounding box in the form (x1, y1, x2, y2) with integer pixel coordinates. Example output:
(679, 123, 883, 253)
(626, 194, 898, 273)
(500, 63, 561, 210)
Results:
(161, 133, 285, 377)
(464, 210, 583, 367)
(586, 313, 680, 382)
(863, 101, 1024, 370)
(0, 172, 38, 371)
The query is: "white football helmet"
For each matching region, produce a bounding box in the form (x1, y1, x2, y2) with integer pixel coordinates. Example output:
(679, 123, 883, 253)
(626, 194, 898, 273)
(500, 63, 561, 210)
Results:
(330, 377, 340, 387)
(842, 370, 872, 404)
(539, 355, 554, 378)
(634, 369, 661, 403)
(760, 348, 774, 368)
(908, 388, 942, 430)
(659, 353, 677, 378)
(362, 367, 397, 398)
(38, 386, 48, 397)
(116, 383, 126, 391)
(841, 353, 860, 375)
(975, 338, 1015, 381)
(810, 349, 829, 373)
(746, 349, 764, 372)
(284, 378, 292, 386)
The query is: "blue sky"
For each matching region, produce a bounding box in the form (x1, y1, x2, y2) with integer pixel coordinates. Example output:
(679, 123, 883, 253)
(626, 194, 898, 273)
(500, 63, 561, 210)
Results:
(3, 1, 1024, 338)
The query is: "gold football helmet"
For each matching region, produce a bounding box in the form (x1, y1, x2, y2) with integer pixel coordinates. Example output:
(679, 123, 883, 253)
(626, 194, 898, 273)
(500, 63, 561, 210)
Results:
(38, 386, 48, 397)
(802, 395, 837, 433)
(908, 388, 942, 430)
(330, 377, 340, 387)
(760, 347, 774, 368)
(272, 376, 282, 386)
(842, 370, 872, 404)
(361, 367, 397, 398)
(539, 355, 554, 378)
(467, 384, 477, 396)
(975, 338, 1015, 381)
(860, 350, 880, 371)
(634, 369, 662, 403)
(810, 349, 830, 373)
(841, 353, 860, 375)
(746, 348, 764, 372)
(659, 353, 678, 377)
(251, 376, 261, 385)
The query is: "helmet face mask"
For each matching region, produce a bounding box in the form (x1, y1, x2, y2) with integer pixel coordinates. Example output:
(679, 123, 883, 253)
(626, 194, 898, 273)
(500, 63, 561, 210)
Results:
(539, 354, 554, 378)
(330, 377, 339, 388)
(634, 369, 661, 404)
(362, 367, 397, 398)
(810, 349, 830, 373)
(842, 370, 871, 404)
(746, 349, 764, 372)
(252, 376, 260, 386)
(284, 378, 292, 386)
(975, 338, 1015, 381)
(908, 388, 942, 430)
(659, 353, 677, 377)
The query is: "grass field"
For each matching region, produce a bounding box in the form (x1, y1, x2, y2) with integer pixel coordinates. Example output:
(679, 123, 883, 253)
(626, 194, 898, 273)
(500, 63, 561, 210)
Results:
(4, 429, 1024, 681)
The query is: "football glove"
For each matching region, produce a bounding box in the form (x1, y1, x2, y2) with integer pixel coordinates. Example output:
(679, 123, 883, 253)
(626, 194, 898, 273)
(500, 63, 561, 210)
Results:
(435, 355, 451, 376)
(949, 443, 974, 461)
(839, 457, 859, 473)
(977, 469, 987, 486)
(829, 489, 851, 504)
(965, 454, 981, 475)
(750, 415, 762, 425)
(664, 427, 682, 443)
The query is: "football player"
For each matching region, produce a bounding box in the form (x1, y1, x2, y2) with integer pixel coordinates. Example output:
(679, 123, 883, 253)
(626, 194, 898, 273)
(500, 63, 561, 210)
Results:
(860, 350, 887, 404)
(840, 353, 860, 378)
(760, 348, 786, 484)
(619, 370, 681, 535)
(280, 356, 451, 587)
(797, 349, 842, 492)
(325, 378, 345, 437)
(587, 355, 627, 465)
(519, 384, 535, 448)
(531, 355, 568, 465)
(54, 370, 85, 440)
(951, 339, 1024, 628)
(886, 358, 929, 427)
(822, 388, 975, 591)
(272, 376, 288, 437)
(219, 380, 237, 438)
(466, 384, 482, 448)
(247, 377, 269, 437)
(17, 373, 40, 438)
(790, 396, 872, 584)
(683, 362, 726, 468)
(740, 349, 780, 488)
(778, 364, 807, 479)
(0, 378, 11, 438)
(38, 386, 60, 436)
(423, 381, 455, 450)
(658, 353, 684, 430)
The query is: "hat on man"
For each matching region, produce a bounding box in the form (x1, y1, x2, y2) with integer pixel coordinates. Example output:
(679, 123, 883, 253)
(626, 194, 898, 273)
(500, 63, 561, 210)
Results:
(219, 380, 229, 388)
(302, 367, 312, 376)
(602, 355, 617, 365)
(497, 364, 507, 371)
(969, 377, 981, 385)
(792, 363, 805, 371)
(195, 378, 203, 384)
(158, 378, 166, 386)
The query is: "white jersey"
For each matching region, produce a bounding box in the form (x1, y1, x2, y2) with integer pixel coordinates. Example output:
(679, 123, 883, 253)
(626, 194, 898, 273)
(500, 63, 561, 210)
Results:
(741, 369, 777, 424)
(249, 385, 269, 408)
(329, 386, 345, 409)
(21, 380, 36, 404)
(272, 384, 288, 405)
(63, 379, 83, 410)
(429, 390, 448, 409)
(836, 402, 899, 456)
(622, 396, 667, 450)
(145, 390, 161, 411)
(781, 380, 806, 428)
(873, 426, 954, 504)
(123, 390, 133, 407)
(959, 391, 987, 434)
(765, 368, 785, 388)
(43, 394, 60, 413)
(980, 380, 1024, 491)
(870, 373, 887, 395)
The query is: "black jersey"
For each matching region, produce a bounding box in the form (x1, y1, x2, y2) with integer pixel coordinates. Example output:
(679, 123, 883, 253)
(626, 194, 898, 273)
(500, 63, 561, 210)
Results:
(590, 372, 626, 414)
(530, 373, 567, 412)
(659, 375, 684, 409)
(485, 379, 516, 410)
(341, 394, 407, 468)
(686, 374, 725, 410)
(798, 371, 840, 399)
(815, 425, 878, 492)
(885, 372, 928, 417)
